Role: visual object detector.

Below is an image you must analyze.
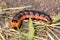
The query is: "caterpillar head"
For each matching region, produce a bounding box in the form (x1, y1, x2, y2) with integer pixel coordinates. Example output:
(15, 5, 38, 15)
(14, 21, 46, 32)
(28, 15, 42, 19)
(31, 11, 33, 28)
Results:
(10, 19, 21, 28)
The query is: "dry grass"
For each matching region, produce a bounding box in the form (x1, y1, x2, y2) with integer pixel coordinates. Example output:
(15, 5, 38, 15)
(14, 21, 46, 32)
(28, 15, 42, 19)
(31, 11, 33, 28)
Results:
(0, 0, 60, 40)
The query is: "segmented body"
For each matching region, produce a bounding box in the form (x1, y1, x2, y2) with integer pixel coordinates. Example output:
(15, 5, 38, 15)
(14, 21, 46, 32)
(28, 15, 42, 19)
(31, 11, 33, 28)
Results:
(10, 10, 52, 28)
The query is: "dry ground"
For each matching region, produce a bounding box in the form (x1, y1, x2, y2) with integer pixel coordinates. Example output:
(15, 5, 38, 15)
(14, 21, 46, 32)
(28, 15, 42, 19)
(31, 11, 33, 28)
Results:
(0, 0, 60, 40)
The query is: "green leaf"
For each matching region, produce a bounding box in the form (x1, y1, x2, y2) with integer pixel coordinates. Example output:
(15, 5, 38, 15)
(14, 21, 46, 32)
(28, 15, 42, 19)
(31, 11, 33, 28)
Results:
(53, 15, 60, 23)
(27, 18, 34, 40)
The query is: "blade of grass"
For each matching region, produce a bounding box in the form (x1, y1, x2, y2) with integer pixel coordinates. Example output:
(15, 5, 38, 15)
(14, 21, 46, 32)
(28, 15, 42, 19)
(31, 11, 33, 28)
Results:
(46, 31, 54, 40)
(27, 18, 34, 40)
(53, 15, 60, 23)
(33, 23, 43, 27)
(50, 26, 60, 28)
(17, 26, 23, 40)
(0, 21, 5, 27)
(47, 27, 59, 40)
(50, 28, 60, 33)
(50, 23, 60, 26)
(0, 5, 32, 11)
(0, 33, 5, 40)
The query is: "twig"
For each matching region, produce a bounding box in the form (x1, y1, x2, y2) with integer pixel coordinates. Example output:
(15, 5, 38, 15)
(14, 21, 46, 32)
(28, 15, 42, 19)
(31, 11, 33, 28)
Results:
(51, 23, 60, 26)
(50, 26, 60, 28)
(0, 33, 5, 40)
(0, 5, 32, 11)
(47, 27, 59, 40)
(0, 21, 5, 27)
(50, 28, 60, 33)
(46, 31, 54, 40)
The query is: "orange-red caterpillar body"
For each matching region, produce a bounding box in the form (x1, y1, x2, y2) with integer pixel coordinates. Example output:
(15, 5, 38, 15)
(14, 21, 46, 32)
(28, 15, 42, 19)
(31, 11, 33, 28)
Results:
(10, 10, 52, 28)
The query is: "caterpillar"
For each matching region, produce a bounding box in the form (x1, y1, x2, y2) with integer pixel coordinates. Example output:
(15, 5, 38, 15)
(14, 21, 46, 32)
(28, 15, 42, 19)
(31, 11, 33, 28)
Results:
(10, 10, 52, 28)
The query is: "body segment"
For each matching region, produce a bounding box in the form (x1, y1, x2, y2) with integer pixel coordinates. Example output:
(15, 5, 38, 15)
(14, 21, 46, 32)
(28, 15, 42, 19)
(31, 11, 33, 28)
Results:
(10, 10, 52, 28)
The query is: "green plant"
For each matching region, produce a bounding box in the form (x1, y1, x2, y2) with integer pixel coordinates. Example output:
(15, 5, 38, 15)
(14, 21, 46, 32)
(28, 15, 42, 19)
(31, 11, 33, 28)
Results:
(27, 18, 34, 40)
(18, 15, 60, 40)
